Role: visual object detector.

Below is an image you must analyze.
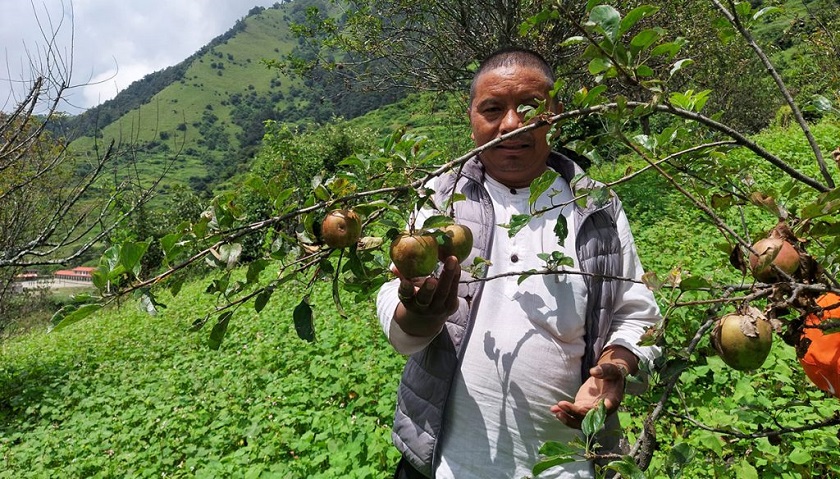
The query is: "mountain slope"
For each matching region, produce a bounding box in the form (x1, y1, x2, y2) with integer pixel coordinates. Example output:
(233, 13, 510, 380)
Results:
(68, 1, 400, 197)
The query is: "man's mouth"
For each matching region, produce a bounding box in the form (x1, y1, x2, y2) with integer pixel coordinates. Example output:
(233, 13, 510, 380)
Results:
(495, 142, 531, 150)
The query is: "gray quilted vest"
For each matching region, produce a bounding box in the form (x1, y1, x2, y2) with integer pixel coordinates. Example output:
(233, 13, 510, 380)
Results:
(392, 152, 624, 477)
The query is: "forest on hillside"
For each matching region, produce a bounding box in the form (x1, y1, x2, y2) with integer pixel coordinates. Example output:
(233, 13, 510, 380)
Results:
(3, 0, 840, 477)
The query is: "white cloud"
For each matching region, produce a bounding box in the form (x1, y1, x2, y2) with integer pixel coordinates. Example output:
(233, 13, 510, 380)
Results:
(0, 0, 280, 113)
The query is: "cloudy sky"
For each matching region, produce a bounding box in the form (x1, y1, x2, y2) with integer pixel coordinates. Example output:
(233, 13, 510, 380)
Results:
(1, 0, 279, 114)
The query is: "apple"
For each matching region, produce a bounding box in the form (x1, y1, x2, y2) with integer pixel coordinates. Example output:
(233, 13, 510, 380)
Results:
(711, 308, 773, 371)
(389, 232, 439, 278)
(748, 237, 800, 282)
(321, 209, 362, 249)
(437, 224, 473, 263)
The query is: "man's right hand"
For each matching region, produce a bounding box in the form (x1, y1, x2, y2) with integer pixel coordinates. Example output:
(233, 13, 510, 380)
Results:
(393, 255, 461, 337)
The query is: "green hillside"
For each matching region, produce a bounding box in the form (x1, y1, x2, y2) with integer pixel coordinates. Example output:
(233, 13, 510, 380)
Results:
(68, 1, 402, 198)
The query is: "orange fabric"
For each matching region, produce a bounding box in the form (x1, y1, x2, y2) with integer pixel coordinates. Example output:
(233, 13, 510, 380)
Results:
(799, 293, 840, 398)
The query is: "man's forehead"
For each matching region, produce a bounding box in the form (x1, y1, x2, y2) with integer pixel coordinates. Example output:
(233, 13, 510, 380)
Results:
(473, 72, 551, 100)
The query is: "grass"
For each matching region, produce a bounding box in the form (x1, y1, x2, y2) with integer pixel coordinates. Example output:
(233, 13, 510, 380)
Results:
(0, 274, 404, 478)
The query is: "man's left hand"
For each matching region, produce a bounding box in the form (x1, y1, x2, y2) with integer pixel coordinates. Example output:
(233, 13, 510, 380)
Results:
(550, 363, 626, 429)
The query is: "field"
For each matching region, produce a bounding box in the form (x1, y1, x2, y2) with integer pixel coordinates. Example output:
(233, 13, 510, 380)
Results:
(0, 275, 404, 478)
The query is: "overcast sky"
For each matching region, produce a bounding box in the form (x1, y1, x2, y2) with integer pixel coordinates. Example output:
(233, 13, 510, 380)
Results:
(1, 0, 279, 114)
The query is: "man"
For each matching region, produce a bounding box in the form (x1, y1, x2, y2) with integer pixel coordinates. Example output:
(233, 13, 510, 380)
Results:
(376, 47, 661, 478)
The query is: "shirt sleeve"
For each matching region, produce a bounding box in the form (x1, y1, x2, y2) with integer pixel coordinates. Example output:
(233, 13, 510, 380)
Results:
(375, 179, 443, 355)
(604, 203, 662, 373)
(376, 278, 441, 355)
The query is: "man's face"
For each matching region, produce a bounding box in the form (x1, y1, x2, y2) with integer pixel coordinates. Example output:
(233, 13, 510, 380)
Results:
(469, 64, 557, 188)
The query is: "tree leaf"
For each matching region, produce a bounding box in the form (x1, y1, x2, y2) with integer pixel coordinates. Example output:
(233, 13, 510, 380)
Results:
(554, 216, 568, 244)
(293, 296, 315, 342)
(665, 442, 696, 473)
(422, 215, 454, 229)
(246, 259, 270, 284)
(532, 455, 577, 476)
(50, 303, 101, 332)
(605, 456, 646, 479)
(120, 239, 151, 278)
(619, 5, 659, 36)
(504, 214, 532, 238)
(581, 399, 607, 437)
(208, 311, 233, 350)
(529, 169, 559, 206)
(560, 36, 587, 47)
(254, 287, 273, 313)
(670, 58, 694, 77)
(679, 276, 711, 291)
(752, 6, 780, 21)
(588, 57, 612, 75)
(590, 5, 621, 41)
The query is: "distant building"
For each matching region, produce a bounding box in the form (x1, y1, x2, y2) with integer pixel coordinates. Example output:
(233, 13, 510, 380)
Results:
(53, 266, 96, 282)
(13, 271, 40, 281)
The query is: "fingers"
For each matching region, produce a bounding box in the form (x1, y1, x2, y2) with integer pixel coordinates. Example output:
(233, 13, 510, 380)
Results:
(551, 401, 587, 429)
(589, 363, 626, 381)
(396, 256, 461, 316)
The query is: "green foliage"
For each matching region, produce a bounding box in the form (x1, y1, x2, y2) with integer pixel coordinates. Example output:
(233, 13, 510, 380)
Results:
(0, 277, 403, 478)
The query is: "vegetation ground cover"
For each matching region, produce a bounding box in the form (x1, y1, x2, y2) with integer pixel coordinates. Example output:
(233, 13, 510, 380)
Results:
(0, 275, 403, 478)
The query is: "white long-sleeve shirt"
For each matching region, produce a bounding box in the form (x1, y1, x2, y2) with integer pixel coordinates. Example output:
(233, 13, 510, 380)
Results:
(377, 173, 660, 478)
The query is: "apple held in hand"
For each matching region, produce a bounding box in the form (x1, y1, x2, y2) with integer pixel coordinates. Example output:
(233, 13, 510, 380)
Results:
(437, 224, 473, 263)
(321, 209, 362, 249)
(389, 232, 439, 278)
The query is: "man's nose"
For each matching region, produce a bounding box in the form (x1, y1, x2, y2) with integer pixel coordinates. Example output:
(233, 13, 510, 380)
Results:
(499, 107, 524, 134)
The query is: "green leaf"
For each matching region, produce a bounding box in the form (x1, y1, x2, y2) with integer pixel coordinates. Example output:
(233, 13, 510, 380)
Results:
(517, 270, 538, 285)
(605, 457, 645, 479)
(679, 276, 710, 291)
(532, 455, 577, 476)
(752, 6, 780, 21)
(254, 287, 273, 313)
(666, 442, 696, 473)
(120, 239, 151, 278)
(734, 458, 759, 478)
(581, 84, 608, 107)
(651, 38, 685, 59)
(529, 170, 559, 207)
(246, 259, 270, 284)
(636, 65, 654, 77)
(590, 5, 621, 41)
(581, 399, 606, 437)
(788, 447, 812, 465)
(630, 28, 661, 50)
(560, 36, 587, 47)
(735, 1, 752, 18)
(51, 303, 101, 332)
(168, 276, 184, 297)
(554, 216, 569, 244)
(588, 57, 612, 75)
(422, 215, 455, 229)
(293, 296, 315, 342)
(619, 5, 659, 36)
(670, 58, 694, 77)
(160, 232, 185, 263)
(504, 214, 532, 238)
(539, 441, 581, 457)
(208, 311, 233, 350)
